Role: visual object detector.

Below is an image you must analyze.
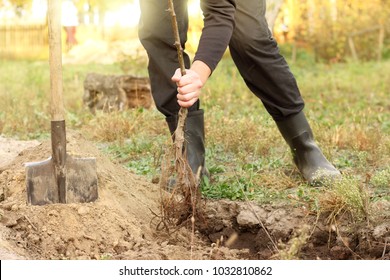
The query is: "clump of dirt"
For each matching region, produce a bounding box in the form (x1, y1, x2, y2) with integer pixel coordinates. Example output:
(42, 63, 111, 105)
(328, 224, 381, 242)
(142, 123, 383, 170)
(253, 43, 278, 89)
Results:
(0, 132, 389, 260)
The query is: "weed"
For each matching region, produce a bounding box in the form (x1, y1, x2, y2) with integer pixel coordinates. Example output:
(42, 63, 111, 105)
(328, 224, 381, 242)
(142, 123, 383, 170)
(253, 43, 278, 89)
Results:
(318, 176, 370, 223)
(370, 168, 390, 188)
(274, 225, 310, 260)
(99, 253, 113, 260)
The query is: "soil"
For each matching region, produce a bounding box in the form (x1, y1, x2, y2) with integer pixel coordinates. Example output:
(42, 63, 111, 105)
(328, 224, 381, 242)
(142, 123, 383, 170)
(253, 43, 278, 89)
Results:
(0, 132, 389, 260)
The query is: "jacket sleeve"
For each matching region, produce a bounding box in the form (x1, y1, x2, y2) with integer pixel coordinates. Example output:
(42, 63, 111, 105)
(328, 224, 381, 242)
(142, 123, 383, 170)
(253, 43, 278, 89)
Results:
(193, 0, 236, 72)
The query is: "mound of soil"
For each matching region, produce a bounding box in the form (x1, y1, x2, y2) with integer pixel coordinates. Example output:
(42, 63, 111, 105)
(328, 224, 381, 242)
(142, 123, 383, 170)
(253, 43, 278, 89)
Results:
(0, 133, 389, 260)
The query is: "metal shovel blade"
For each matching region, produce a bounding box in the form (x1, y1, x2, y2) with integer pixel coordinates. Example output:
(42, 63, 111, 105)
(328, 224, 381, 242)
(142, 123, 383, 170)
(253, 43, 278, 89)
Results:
(26, 155, 98, 205)
(24, 2, 98, 206)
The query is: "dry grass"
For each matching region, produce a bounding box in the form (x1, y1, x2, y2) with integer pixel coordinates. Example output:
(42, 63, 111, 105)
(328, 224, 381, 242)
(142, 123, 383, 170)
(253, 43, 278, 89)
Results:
(273, 225, 311, 260)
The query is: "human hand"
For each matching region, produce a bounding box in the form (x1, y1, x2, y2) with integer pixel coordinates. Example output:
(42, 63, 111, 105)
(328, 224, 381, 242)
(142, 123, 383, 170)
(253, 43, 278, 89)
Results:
(171, 68, 203, 108)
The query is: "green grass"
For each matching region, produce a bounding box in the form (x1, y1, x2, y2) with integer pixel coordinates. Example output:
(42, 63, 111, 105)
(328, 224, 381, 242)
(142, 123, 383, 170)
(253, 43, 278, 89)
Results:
(0, 55, 389, 221)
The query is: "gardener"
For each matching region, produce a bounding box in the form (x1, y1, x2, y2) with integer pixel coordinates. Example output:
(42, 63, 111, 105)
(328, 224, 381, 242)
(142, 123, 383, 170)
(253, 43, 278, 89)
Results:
(138, 0, 341, 186)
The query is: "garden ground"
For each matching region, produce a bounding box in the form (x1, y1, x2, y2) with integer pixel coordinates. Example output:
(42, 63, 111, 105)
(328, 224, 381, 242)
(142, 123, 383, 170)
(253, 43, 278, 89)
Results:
(1, 133, 389, 260)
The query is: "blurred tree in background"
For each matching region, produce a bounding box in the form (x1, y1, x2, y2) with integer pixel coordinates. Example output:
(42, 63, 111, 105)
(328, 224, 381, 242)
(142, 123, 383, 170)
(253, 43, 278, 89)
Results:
(279, 0, 390, 62)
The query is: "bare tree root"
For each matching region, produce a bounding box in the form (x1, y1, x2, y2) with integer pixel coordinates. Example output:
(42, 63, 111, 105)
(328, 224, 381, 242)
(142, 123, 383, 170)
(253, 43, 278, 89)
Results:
(158, 141, 206, 230)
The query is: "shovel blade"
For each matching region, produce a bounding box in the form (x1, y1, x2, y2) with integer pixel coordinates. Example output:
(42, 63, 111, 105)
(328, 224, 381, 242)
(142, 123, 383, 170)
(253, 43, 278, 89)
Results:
(26, 155, 98, 205)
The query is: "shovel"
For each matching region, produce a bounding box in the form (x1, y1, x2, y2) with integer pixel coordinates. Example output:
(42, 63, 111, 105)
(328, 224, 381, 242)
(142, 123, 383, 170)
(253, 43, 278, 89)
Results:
(25, 0, 98, 205)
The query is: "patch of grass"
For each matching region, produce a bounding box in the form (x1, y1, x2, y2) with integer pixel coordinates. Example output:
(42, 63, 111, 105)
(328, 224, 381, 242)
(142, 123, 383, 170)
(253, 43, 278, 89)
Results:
(0, 60, 124, 139)
(201, 145, 295, 203)
(201, 174, 287, 203)
(103, 135, 165, 179)
(333, 150, 370, 173)
(370, 168, 390, 188)
(317, 176, 370, 222)
(369, 168, 390, 202)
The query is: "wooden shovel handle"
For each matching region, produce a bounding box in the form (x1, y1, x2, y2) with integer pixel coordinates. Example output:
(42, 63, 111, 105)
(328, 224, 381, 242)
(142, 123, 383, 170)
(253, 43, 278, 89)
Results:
(48, 0, 65, 121)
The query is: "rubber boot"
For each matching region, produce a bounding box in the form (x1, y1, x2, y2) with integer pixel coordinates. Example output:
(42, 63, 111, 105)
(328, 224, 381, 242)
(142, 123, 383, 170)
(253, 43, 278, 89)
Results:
(276, 111, 341, 186)
(166, 109, 209, 182)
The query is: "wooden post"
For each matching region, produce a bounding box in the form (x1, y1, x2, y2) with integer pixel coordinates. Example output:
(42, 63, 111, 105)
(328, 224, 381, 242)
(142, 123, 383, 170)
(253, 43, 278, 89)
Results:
(266, 0, 284, 33)
(348, 25, 384, 62)
(378, 25, 385, 62)
(348, 36, 358, 62)
(291, 40, 297, 64)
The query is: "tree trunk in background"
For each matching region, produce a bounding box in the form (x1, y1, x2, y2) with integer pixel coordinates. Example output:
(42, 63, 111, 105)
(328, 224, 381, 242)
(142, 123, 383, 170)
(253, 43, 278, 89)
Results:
(266, 0, 284, 33)
(83, 73, 152, 113)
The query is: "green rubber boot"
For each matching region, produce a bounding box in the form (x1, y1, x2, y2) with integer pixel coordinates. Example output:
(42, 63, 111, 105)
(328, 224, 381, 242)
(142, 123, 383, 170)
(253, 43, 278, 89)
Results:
(166, 109, 209, 182)
(276, 111, 341, 186)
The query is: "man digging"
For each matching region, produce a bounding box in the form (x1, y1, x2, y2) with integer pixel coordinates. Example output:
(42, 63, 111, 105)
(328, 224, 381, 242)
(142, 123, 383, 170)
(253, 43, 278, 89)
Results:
(138, 0, 341, 187)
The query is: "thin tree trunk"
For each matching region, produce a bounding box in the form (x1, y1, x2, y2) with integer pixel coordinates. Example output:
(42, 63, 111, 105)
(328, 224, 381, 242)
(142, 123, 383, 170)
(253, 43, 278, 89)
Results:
(378, 25, 385, 62)
(266, 0, 284, 32)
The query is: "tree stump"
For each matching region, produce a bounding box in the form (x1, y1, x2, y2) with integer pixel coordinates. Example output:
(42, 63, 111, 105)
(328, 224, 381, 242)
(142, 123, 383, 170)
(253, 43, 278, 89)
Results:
(83, 73, 153, 113)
